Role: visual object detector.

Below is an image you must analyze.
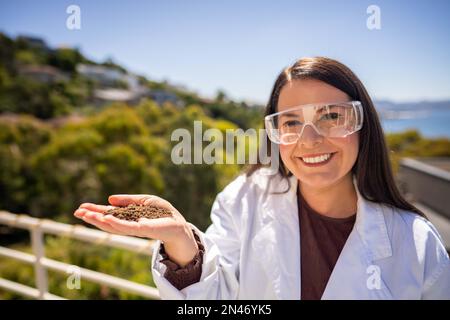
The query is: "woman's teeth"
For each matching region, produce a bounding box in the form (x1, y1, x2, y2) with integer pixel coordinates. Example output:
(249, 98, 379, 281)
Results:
(301, 153, 331, 164)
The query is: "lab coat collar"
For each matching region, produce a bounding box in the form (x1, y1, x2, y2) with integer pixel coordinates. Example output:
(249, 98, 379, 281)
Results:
(351, 175, 393, 261)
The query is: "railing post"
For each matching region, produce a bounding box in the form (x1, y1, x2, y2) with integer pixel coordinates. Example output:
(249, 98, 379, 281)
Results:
(31, 224, 48, 299)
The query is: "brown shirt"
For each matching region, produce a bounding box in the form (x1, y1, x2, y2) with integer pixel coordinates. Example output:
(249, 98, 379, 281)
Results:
(298, 187, 356, 300)
(161, 191, 356, 297)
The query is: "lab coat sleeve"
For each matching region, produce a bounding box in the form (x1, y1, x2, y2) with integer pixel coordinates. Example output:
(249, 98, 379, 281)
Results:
(422, 258, 450, 299)
(151, 190, 241, 299)
(420, 219, 450, 300)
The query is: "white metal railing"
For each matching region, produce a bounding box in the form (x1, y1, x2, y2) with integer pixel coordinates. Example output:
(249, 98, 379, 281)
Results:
(0, 210, 160, 300)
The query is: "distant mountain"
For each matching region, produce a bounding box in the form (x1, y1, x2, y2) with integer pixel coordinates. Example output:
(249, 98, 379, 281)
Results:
(373, 99, 450, 111)
(373, 99, 450, 120)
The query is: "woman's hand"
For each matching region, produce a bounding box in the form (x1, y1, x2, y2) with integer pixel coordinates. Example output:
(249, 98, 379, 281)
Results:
(73, 194, 199, 267)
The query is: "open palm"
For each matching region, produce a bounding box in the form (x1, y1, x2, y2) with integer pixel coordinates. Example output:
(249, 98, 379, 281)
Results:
(74, 194, 189, 243)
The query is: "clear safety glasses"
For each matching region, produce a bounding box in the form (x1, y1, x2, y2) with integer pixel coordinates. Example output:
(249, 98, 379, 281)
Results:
(265, 101, 364, 145)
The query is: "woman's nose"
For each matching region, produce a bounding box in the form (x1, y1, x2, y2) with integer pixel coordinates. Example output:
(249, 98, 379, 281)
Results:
(297, 124, 323, 147)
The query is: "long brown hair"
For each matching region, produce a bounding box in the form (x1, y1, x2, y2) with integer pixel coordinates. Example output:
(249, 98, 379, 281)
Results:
(247, 57, 426, 218)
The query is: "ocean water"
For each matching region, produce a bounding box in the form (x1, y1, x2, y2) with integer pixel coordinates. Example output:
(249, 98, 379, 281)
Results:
(381, 109, 450, 138)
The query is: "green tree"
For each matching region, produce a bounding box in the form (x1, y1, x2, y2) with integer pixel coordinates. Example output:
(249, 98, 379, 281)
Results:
(48, 48, 85, 73)
(0, 116, 52, 213)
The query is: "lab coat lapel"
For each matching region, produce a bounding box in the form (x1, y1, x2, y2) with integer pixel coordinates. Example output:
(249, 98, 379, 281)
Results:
(321, 177, 394, 299)
(251, 173, 301, 299)
(253, 174, 394, 299)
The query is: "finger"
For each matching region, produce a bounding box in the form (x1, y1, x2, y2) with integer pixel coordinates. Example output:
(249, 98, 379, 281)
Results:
(108, 194, 153, 207)
(81, 209, 127, 235)
(83, 216, 127, 235)
(74, 208, 87, 218)
(80, 203, 116, 214)
(137, 217, 176, 232)
(103, 214, 143, 237)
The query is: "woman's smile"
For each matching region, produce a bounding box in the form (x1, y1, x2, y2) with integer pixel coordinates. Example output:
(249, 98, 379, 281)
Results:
(295, 152, 337, 167)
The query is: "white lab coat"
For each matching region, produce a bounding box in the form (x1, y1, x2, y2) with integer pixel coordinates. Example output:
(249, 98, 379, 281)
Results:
(151, 169, 450, 299)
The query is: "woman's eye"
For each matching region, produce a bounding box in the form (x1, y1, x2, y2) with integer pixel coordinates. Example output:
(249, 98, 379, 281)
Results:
(320, 112, 340, 121)
(282, 120, 302, 127)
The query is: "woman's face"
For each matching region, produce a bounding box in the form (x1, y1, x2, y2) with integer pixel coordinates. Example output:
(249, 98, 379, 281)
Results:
(277, 79, 359, 190)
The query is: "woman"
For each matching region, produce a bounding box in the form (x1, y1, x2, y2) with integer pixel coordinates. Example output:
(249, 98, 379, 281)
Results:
(74, 57, 450, 299)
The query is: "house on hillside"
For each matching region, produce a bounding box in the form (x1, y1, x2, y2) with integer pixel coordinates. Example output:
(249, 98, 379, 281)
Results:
(76, 64, 127, 88)
(18, 65, 69, 83)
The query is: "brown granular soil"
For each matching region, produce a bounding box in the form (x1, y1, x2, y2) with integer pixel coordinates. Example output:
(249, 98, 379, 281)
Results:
(105, 204, 173, 222)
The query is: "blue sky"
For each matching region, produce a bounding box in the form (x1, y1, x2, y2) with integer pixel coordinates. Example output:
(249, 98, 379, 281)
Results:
(1, 0, 449, 104)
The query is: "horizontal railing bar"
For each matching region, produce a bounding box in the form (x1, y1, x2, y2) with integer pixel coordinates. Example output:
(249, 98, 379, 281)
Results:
(0, 246, 35, 263)
(400, 158, 450, 182)
(0, 211, 156, 255)
(0, 278, 65, 300)
(41, 258, 160, 299)
(0, 245, 159, 299)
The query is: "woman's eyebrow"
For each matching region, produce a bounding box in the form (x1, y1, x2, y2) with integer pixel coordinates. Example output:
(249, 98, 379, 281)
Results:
(279, 112, 299, 119)
(317, 105, 339, 113)
(279, 104, 341, 117)
(316, 106, 326, 113)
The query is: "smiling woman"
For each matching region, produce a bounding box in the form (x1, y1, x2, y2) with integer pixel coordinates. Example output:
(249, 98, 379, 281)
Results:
(75, 57, 450, 300)
(249, 57, 428, 218)
(277, 80, 361, 204)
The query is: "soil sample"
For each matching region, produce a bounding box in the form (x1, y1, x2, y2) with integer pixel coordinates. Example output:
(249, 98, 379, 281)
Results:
(105, 204, 173, 222)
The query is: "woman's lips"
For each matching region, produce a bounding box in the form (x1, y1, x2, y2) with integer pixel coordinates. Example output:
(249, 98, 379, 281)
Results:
(298, 152, 336, 167)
